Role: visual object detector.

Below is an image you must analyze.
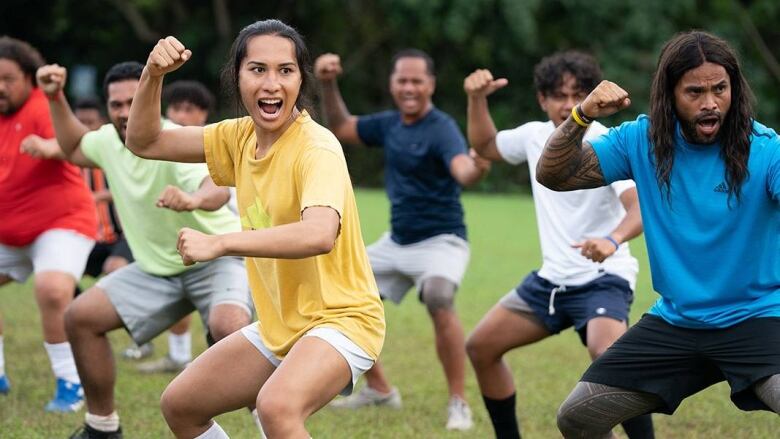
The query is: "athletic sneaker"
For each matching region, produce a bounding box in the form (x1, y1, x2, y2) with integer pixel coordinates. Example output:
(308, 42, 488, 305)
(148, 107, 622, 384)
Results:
(136, 355, 188, 374)
(446, 397, 473, 430)
(121, 342, 154, 360)
(329, 385, 402, 409)
(68, 424, 123, 439)
(45, 378, 84, 412)
(0, 375, 9, 395)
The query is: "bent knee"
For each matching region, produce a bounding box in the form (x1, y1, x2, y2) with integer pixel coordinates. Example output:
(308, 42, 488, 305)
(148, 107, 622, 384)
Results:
(207, 306, 250, 341)
(465, 333, 494, 366)
(160, 381, 193, 426)
(421, 278, 456, 313)
(256, 392, 302, 426)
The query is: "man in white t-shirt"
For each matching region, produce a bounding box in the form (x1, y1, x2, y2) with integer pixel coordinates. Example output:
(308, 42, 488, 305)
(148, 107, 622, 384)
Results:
(463, 51, 654, 439)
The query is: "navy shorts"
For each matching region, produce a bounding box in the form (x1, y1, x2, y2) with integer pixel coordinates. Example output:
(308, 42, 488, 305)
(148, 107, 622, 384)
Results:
(514, 272, 633, 345)
(582, 314, 780, 414)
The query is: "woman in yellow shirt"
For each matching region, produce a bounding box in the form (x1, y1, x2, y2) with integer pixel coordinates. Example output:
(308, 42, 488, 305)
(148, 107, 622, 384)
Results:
(126, 19, 385, 439)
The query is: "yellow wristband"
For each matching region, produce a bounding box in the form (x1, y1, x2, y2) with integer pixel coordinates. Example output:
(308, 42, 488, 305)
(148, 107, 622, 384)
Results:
(571, 106, 590, 127)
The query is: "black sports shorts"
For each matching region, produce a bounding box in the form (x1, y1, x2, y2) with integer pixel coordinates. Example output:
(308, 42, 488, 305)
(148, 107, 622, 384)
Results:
(581, 314, 780, 413)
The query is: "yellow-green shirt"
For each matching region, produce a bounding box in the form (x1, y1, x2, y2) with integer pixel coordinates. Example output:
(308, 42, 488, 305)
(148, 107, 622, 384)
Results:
(203, 111, 385, 359)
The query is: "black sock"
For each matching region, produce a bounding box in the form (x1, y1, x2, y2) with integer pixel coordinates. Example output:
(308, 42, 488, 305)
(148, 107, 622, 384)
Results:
(621, 413, 655, 439)
(483, 393, 521, 439)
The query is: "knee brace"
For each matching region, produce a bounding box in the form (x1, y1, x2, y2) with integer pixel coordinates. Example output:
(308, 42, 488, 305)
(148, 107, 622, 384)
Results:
(420, 277, 457, 312)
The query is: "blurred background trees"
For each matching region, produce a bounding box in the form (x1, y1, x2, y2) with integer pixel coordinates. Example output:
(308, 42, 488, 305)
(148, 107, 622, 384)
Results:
(2, 0, 778, 190)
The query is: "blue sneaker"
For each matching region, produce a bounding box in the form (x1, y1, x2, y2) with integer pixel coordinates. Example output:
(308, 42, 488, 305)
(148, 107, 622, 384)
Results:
(0, 375, 9, 395)
(45, 378, 84, 412)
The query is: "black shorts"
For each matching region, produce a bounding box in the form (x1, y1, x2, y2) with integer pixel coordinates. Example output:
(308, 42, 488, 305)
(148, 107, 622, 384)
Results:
(515, 272, 633, 345)
(83, 236, 134, 278)
(582, 314, 780, 414)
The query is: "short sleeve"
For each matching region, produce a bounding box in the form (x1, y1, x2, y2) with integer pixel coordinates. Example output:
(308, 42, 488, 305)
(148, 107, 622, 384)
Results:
(356, 111, 394, 147)
(297, 147, 348, 218)
(590, 119, 640, 184)
(173, 162, 211, 193)
(610, 179, 637, 197)
(79, 129, 104, 167)
(435, 118, 468, 167)
(203, 118, 242, 186)
(495, 125, 532, 165)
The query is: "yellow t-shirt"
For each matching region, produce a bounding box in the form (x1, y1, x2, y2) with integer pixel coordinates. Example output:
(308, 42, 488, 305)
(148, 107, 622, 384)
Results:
(203, 111, 385, 359)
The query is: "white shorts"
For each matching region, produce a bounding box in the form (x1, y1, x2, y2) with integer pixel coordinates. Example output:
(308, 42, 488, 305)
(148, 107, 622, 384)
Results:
(0, 229, 95, 283)
(367, 232, 470, 303)
(240, 323, 374, 396)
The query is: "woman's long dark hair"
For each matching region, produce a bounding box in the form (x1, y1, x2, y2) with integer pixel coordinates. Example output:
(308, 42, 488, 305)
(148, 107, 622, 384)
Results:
(649, 31, 754, 205)
(220, 19, 315, 116)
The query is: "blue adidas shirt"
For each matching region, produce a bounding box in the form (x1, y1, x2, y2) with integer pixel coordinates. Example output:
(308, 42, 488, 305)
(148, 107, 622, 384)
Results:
(357, 108, 467, 245)
(591, 115, 780, 328)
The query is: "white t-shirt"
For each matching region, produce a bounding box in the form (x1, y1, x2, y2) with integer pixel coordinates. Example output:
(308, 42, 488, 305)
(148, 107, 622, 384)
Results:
(496, 120, 639, 289)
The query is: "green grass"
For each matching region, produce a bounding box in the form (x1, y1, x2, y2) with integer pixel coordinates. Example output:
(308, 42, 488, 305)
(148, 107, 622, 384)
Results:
(0, 189, 776, 438)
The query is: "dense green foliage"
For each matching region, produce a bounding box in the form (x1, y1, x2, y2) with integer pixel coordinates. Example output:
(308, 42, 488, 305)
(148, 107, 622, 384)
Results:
(2, 0, 779, 190)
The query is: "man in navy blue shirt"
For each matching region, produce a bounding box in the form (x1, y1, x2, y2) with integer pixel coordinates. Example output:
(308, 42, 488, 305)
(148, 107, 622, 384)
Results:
(316, 49, 489, 430)
(537, 31, 780, 437)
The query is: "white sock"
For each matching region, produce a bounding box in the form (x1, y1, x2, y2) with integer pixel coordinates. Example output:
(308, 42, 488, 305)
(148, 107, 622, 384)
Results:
(44, 342, 80, 383)
(85, 411, 120, 432)
(195, 421, 229, 439)
(168, 331, 192, 364)
(251, 409, 267, 438)
(0, 336, 5, 376)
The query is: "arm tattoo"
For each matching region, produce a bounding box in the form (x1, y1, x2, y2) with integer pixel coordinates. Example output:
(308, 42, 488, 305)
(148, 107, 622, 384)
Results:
(536, 116, 606, 191)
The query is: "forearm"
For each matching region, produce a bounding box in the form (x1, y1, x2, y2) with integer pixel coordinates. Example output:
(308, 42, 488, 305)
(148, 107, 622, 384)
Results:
(610, 196, 643, 244)
(47, 92, 89, 156)
(218, 221, 335, 259)
(126, 68, 164, 155)
(192, 185, 230, 211)
(319, 80, 352, 131)
(536, 116, 604, 191)
(466, 96, 501, 161)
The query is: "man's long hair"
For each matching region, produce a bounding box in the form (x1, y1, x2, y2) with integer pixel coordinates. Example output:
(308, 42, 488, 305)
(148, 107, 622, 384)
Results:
(649, 31, 754, 204)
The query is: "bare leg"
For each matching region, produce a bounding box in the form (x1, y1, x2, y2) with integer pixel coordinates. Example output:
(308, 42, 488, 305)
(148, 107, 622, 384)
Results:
(206, 303, 251, 342)
(35, 271, 78, 343)
(169, 314, 192, 336)
(422, 277, 466, 399)
(557, 382, 664, 439)
(257, 336, 352, 438)
(467, 304, 549, 398)
(161, 330, 275, 438)
(363, 361, 393, 393)
(466, 303, 549, 438)
(64, 287, 124, 415)
(753, 374, 780, 413)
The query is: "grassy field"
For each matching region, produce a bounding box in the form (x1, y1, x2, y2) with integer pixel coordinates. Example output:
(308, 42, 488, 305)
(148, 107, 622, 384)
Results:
(0, 189, 776, 438)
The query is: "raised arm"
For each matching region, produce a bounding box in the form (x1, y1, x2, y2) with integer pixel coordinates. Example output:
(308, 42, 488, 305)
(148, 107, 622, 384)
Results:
(314, 53, 361, 145)
(536, 80, 631, 191)
(125, 36, 205, 163)
(464, 69, 508, 162)
(35, 65, 97, 168)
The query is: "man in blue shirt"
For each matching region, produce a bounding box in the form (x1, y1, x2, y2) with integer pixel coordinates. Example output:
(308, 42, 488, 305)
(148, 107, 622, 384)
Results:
(315, 49, 490, 430)
(536, 31, 780, 437)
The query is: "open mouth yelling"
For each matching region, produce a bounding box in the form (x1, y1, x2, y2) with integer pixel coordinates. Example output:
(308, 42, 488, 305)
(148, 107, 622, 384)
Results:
(695, 114, 720, 138)
(258, 98, 283, 121)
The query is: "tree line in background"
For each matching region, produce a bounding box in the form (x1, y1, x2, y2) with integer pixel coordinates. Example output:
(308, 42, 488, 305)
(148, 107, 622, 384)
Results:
(3, 0, 779, 191)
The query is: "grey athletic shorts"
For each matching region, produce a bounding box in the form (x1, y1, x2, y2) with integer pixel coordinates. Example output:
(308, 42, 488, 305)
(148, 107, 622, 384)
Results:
(367, 232, 470, 304)
(98, 257, 252, 345)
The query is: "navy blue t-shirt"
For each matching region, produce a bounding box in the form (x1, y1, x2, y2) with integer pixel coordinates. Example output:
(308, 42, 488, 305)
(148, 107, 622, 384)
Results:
(357, 108, 467, 245)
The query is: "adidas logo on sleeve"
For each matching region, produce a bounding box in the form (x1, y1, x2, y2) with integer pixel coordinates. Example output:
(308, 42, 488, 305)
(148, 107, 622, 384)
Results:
(713, 182, 728, 193)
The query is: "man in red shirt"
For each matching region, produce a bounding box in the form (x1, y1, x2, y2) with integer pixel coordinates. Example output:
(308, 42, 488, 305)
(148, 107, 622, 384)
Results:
(0, 36, 96, 412)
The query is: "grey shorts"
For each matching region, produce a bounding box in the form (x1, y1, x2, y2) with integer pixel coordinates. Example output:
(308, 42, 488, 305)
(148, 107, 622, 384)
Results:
(367, 232, 470, 304)
(241, 324, 374, 396)
(98, 257, 252, 345)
